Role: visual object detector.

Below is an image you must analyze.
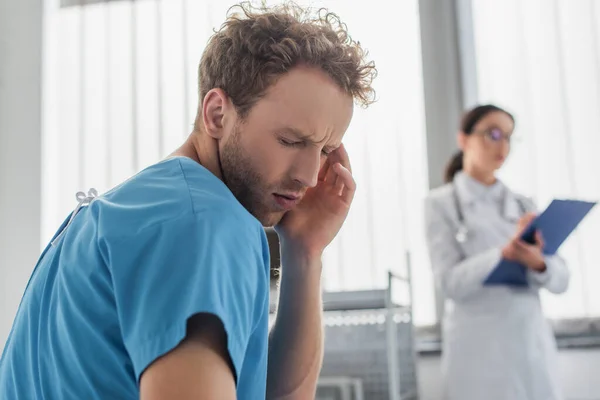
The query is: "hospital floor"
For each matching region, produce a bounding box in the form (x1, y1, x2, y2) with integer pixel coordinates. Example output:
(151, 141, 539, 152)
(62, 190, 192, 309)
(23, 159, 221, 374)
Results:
(417, 348, 600, 400)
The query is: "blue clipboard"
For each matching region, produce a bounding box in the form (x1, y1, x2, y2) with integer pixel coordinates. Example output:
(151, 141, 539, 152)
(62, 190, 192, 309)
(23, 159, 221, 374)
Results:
(484, 199, 597, 286)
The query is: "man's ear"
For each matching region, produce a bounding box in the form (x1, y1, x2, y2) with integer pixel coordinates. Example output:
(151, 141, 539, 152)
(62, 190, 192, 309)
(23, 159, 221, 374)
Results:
(202, 88, 231, 140)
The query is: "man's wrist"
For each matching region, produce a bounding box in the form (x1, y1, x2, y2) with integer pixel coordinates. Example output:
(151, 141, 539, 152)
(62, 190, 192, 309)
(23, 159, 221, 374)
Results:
(279, 240, 323, 276)
(280, 238, 322, 261)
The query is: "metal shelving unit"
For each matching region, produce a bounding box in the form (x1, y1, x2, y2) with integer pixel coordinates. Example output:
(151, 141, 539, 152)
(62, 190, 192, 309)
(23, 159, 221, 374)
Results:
(317, 253, 419, 400)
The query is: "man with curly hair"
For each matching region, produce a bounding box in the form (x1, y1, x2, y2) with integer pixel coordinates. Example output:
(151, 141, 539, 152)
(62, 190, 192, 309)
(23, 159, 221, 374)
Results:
(0, 2, 376, 399)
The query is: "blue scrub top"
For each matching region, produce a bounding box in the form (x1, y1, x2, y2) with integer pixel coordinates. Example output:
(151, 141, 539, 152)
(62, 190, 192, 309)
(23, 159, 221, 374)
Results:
(0, 157, 271, 399)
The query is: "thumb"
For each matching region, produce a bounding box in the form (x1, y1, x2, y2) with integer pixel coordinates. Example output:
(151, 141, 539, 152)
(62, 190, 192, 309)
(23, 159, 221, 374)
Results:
(535, 230, 545, 249)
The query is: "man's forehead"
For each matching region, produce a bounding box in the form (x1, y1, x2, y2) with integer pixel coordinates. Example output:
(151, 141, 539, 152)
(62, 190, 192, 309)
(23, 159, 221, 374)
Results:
(250, 68, 353, 145)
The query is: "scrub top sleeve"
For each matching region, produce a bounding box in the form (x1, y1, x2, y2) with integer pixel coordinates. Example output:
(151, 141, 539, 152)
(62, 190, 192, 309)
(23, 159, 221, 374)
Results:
(107, 211, 264, 383)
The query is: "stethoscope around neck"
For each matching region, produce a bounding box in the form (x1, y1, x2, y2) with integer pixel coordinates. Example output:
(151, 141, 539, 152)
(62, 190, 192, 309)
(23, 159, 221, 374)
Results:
(452, 182, 526, 244)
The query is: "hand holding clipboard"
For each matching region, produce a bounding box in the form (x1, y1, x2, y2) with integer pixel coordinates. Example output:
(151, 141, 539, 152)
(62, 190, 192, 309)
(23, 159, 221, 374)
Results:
(485, 199, 597, 286)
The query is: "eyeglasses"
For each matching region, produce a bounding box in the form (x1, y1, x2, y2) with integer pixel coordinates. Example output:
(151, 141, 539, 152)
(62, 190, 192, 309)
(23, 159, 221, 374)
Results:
(472, 128, 519, 145)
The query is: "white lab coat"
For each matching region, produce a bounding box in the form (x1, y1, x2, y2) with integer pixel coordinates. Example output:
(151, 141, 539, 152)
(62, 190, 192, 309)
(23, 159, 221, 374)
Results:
(424, 172, 570, 400)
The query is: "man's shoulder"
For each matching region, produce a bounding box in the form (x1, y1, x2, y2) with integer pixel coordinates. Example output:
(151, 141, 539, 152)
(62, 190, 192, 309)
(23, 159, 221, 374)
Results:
(101, 157, 194, 213)
(96, 157, 258, 239)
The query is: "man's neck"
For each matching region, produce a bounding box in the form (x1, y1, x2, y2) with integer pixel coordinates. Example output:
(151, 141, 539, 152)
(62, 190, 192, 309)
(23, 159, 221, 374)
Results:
(172, 131, 224, 181)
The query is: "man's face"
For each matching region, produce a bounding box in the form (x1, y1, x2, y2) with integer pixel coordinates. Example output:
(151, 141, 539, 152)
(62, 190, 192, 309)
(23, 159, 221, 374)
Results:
(219, 66, 354, 226)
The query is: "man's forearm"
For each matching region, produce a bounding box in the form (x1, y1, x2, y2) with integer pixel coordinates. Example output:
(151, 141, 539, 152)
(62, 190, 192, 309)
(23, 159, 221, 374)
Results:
(266, 244, 324, 399)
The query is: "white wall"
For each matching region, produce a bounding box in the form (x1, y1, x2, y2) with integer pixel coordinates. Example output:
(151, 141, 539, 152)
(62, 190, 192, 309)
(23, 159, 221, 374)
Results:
(0, 0, 43, 347)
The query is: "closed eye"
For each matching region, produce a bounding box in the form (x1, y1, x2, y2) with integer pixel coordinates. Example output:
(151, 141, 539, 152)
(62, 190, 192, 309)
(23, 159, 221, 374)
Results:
(278, 138, 302, 147)
(279, 137, 334, 157)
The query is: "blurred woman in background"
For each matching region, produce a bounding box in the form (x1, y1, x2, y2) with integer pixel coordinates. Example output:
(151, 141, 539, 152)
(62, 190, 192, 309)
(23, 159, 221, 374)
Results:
(424, 104, 570, 400)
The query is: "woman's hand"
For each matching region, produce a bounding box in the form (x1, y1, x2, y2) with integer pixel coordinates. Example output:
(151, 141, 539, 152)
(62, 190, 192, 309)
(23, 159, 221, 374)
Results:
(502, 213, 547, 272)
(513, 212, 536, 240)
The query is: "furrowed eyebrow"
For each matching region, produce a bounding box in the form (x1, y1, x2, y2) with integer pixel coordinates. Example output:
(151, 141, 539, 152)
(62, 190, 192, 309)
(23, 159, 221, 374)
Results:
(281, 127, 339, 150)
(281, 127, 315, 142)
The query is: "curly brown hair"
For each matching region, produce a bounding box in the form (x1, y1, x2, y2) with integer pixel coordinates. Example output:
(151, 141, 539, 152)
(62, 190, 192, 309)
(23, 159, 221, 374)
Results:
(195, 1, 377, 127)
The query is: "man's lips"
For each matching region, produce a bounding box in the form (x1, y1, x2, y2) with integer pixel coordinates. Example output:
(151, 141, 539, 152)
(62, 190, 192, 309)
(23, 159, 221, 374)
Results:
(273, 193, 301, 210)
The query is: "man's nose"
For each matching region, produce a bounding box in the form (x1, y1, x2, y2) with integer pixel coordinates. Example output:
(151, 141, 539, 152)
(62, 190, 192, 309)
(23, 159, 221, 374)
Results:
(291, 150, 322, 188)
